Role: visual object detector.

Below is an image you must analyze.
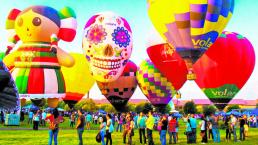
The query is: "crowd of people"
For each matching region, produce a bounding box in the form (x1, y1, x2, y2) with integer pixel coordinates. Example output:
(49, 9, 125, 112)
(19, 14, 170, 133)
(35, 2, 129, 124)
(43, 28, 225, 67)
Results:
(1, 109, 258, 145)
(63, 110, 257, 145)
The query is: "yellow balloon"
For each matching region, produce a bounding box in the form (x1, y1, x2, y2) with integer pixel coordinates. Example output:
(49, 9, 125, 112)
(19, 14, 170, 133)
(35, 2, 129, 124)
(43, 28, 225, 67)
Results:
(61, 53, 95, 102)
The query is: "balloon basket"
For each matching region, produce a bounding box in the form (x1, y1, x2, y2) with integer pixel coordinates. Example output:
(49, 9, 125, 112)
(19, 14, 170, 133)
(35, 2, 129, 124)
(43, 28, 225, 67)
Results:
(47, 98, 59, 108)
(187, 73, 196, 80)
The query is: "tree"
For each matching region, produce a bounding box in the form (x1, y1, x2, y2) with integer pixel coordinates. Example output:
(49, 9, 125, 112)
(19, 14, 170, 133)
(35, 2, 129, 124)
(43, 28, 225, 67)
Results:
(135, 102, 153, 114)
(203, 105, 217, 116)
(58, 101, 66, 109)
(183, 101, 197, 114)
(256, 103, 258, 108)
(74, 99, 98, 112)
(99, 104, 116, 113)
(226, 104, 240, 112)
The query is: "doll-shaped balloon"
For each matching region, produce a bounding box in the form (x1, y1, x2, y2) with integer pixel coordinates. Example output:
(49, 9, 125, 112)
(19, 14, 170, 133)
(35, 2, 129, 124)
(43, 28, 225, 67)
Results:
(82, 12, 133, 82)
(3, 6, 77, 108)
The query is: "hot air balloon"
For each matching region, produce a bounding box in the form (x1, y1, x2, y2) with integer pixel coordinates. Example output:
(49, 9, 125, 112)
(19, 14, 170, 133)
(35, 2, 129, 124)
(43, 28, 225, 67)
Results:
(147, 43, 187, 90)
(0, 60, 20, 111)
(194, 32, 255, 110)
(148, 0, 234, 80)
(137, 59, 176, 113)
(97, 60, 137, 112)
(3, 6, 77, 108)
(82, 12, 133, 83)
(61, 53, 95, 109)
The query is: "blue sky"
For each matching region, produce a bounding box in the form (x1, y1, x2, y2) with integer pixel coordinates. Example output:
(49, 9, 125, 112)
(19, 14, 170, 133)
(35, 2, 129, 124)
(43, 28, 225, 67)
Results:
(0, 0, 257, 101)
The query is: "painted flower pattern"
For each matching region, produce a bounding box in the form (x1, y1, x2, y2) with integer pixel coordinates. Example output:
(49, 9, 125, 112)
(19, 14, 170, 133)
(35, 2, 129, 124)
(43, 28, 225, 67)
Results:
(86, 24, 107, 45)
(112, 27, 130, 48)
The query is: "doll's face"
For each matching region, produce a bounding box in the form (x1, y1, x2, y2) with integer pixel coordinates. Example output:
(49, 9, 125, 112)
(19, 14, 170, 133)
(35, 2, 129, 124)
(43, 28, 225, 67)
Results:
(15, 10, 59, 43)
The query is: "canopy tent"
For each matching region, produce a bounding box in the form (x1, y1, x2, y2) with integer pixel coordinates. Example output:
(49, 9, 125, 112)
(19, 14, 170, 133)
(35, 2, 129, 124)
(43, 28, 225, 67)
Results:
(98, 109, 106, 114)
(226, 110, 242, 116)
(215, 111, 226, 116)
(251, 109, 258, 116)
(22, 104, 39, 111)
(44, 107, 65, 112)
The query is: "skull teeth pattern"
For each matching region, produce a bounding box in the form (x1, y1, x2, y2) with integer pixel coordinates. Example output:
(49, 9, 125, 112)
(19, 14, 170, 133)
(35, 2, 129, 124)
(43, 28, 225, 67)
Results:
(93, 57, 121, 70)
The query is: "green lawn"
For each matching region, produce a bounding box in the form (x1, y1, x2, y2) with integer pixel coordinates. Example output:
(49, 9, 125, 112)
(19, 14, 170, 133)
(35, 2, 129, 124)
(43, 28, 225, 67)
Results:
(0, 117, 258, 145)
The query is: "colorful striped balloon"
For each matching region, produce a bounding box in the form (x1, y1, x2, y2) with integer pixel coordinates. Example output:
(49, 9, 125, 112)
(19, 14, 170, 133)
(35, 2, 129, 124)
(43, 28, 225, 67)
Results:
(148, 0, 234, 79)
(137, 59, 176, 106)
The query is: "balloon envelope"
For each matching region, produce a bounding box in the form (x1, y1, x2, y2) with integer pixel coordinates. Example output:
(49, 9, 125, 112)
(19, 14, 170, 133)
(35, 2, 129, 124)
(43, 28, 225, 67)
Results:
(97, 60, 137, 111)
(4, 6, 77, 107)
(137, 59, 176, 107)
(194, 32, 255, 110)
(147, 43, 187, 90)
(0, 60, 19, 111)
(61, 53, 95, 108)
(148, 0, 234, 78)
(83, 12, 133, 83)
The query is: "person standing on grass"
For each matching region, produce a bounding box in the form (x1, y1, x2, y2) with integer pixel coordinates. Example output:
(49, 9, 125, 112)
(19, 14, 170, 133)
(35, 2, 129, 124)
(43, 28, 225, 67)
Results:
(224, 116, 231, 142)
(207, 120, 213, 140)
(168, 116, 177, 144)
(175, 117, 179, 142)
(137, 112, 147, 144)
(28, 110, 33, 124)
(0, 111, 4, 124)
(33, 110, 40, 130)
(239, 115, 246, 141)
(159, 115, 168, 145)
(46, 108, 60, 145)
(106, 114, 113, 145)
(133, 113, 138, 129)
(94, 114, 99, 124)
(230, 114, 238, 142)
(86, 113, 92, 130)
(126, 114, 135, 145)
(99, 116, 106, 145)
(116, 113, 123, 132)
(76, 109, 85, 145)
(70, 112, 75, 128)
(189, 114, 197, 143)
(146, 110, 155, 145)
(199, 115, 207, 144)
(42, 111, 47, 127)
(210, 113, 220, 143)
(123, 113, 129, 144)
(184, 117, 193, 144)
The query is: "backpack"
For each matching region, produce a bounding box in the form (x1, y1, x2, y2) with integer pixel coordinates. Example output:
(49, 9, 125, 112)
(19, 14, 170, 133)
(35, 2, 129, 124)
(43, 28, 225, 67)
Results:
(96, 132, 101, 143)
(109, 120, 114, 133)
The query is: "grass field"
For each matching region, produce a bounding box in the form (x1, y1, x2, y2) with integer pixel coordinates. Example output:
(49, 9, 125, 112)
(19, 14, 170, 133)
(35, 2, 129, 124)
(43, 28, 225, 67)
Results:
(0, 117, 258, 145)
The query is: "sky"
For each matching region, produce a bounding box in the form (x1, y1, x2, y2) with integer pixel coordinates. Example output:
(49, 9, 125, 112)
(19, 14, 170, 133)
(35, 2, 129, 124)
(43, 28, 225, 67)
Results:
(0, 0, 257, 101)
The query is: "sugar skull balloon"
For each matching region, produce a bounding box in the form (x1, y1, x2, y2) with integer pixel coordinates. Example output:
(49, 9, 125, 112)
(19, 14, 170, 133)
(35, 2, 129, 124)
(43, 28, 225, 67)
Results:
(82, 12, 133, 82)
(3, 6, 77, 108)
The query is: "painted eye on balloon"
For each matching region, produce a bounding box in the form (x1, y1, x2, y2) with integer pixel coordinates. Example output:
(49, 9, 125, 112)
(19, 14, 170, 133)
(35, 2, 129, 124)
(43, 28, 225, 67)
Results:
(32, 17, 41, 26)
(17, 17, 23, 27)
